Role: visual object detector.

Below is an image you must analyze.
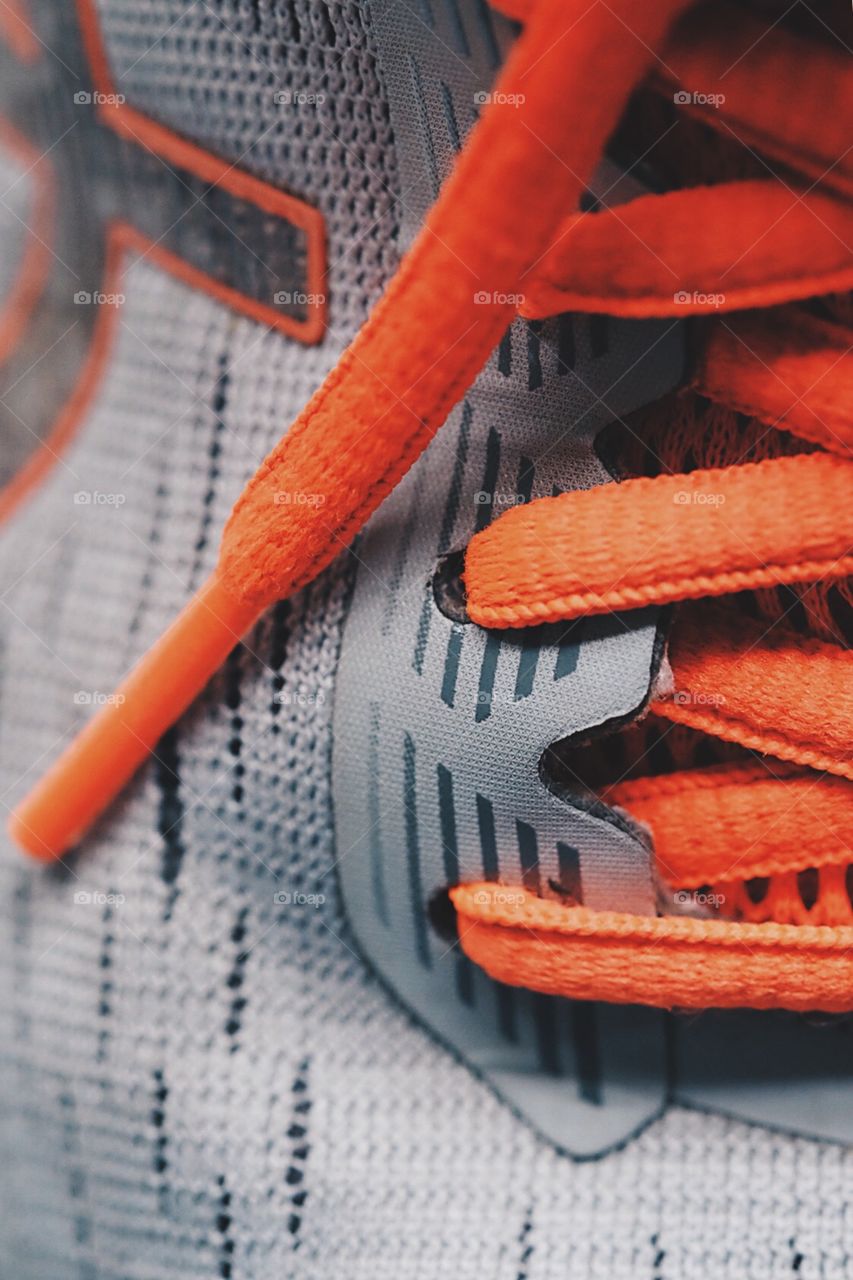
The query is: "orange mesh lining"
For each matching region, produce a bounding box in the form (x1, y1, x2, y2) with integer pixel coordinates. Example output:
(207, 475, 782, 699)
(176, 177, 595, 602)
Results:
(657, 2, 853, 199)
(605, 387, 853, 647)
(606, 764, 853, 886)
(451, 884, 853, 1012)
(544, 717, 746, 796)
(464, 452, 853, 624)
(495, 0, 853, 198)
(520, 183, 853, 318)
(695, 308, 853, 457)
(719, 865, 853, 928)
(655, 602, 853, 781)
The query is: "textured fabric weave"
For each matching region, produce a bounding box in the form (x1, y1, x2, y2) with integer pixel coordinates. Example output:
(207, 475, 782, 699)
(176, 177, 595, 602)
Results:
(2, 1, 853, 1277)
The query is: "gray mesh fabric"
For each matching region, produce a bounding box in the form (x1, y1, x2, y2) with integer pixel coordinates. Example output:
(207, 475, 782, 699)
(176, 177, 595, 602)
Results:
(0, 144, 28, 304)
(95, 0, 402, 333)
(2, 1, 853, 1277)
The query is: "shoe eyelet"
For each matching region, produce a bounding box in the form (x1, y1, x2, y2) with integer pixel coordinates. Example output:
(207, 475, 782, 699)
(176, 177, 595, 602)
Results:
(431, 548, 470, 624)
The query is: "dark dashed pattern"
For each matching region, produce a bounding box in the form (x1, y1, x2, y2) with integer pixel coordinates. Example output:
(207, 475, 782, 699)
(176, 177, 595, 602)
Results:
(471, 0, 501, 67)
(436, 762, 459, 885)
(455, 954, 476, 1006)
(554, 841, 583, 904)
(151, 1068, 170, 1213)
(440, 81, 461, 152)
(367, 702, 390, 926)
(190, 350, 229, 585)
(155, 727, 185, 923)
(224, 907, 250, 1049)
(474, 426, 501, 534)
(285, 1059, 313, 1246)
(95, 897, 115, 1064)
(214, 1174, 235, 1278)
(526, 321, 543, 391)
(224, 645, 245, 807)
(516, 819, 540, 895)
(58, 1085, 94, 1270)
(516, 1208, 534, 1280)
(440, 624, 464, 708)
(557, 314, 575, 375)
(472, 425, 502, 721)
(498, 327, 512, 376)
(11, 872, 32, 1050)
(404, 733, 431, 969)
(442, 0, 470, 56)
(589, 314, 610, 360)
(414, 400, 472, 676)
(475, 791, 499, 881)
(495, 983, 518, 1044)
(651, 1232, 666, 1280)
(532, 995, 560, 1077)
(125, 467, 172, 649)
(475, 631, 501, 723)
(268, 599, 292, 731)
(554, 621, 583, 681)
(407, 53, 440, 197)
(571, 1002, 602, 1105)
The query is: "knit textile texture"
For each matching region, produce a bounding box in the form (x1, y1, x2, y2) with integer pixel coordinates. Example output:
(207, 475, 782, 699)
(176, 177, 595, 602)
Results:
(1, 1, 853, 1277)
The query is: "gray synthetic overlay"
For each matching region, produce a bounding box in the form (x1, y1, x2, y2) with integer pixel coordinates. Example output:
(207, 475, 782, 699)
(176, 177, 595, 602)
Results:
(1, 2, 853, 1276)
(332, 307, 681, 1155)
(332, 0, 682, 1155)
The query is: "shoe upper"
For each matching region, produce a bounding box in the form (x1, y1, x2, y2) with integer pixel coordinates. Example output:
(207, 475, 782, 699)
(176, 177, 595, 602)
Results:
(1, 0, 852, 1275)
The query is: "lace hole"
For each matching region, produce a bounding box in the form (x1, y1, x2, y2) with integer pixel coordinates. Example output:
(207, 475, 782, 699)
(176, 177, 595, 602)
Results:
(427, 886, 459, 942)
(432, 549, 470, 624)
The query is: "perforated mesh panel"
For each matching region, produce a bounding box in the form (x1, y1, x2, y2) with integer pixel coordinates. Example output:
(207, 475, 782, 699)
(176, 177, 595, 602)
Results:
(95, 0, 402, 329)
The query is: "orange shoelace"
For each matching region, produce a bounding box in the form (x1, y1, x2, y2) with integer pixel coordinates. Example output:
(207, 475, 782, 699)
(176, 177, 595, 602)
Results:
(8, 0, 853, 1010)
